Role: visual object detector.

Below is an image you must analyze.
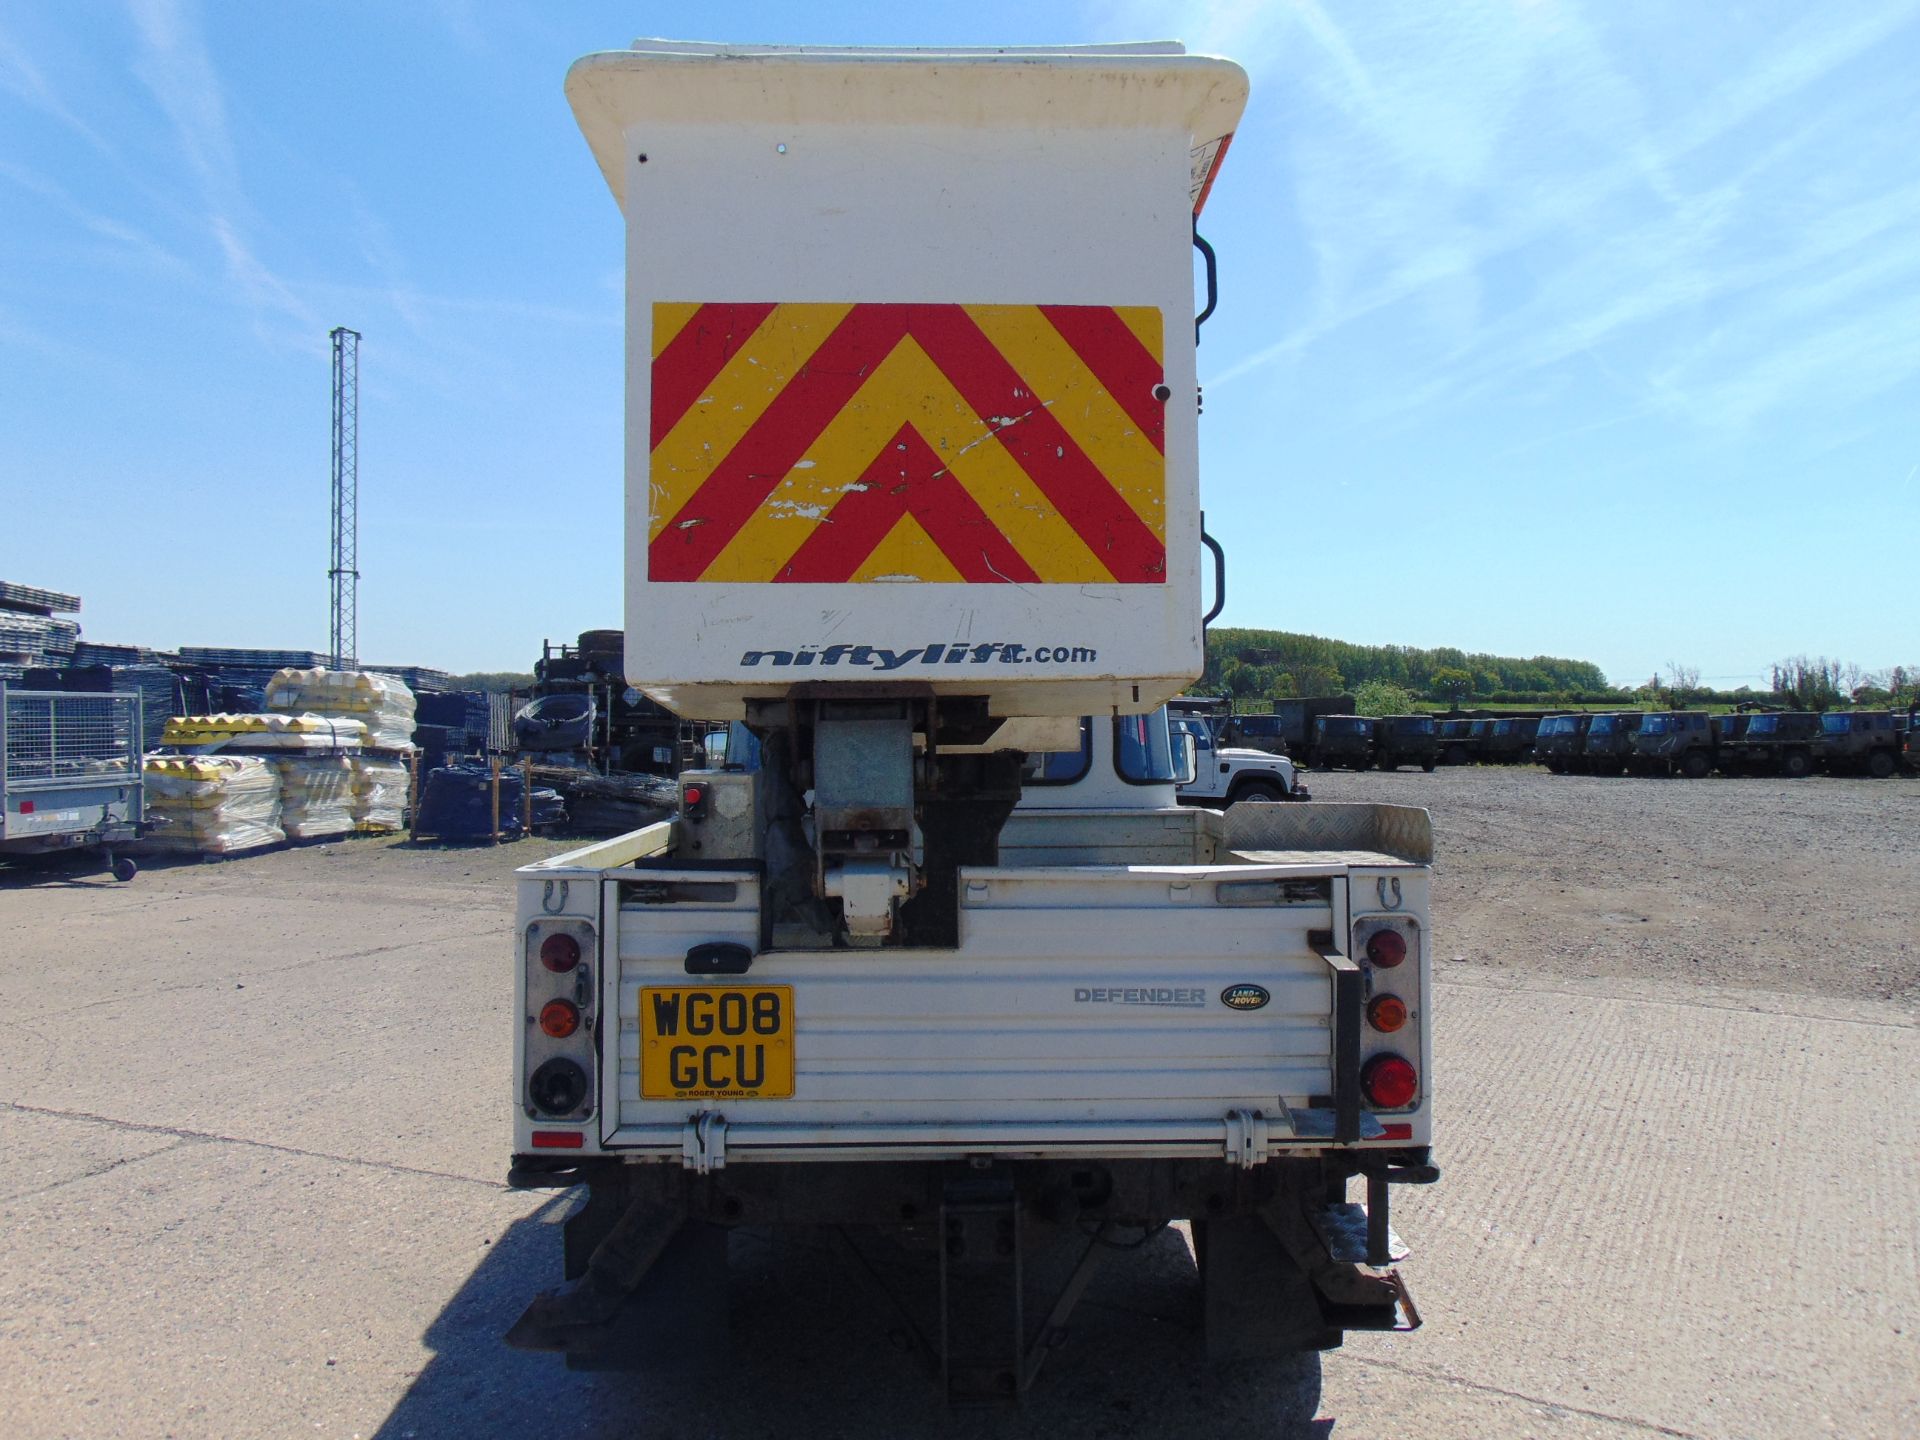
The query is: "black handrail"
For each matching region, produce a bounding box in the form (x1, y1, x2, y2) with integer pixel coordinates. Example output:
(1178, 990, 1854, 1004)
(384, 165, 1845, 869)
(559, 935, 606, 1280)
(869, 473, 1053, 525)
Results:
(1193, 223, 1218, 343)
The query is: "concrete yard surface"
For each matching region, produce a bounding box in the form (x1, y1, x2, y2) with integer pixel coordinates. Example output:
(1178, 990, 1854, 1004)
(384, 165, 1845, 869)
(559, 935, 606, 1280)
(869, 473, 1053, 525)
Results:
(2, 772, 1917, 1438)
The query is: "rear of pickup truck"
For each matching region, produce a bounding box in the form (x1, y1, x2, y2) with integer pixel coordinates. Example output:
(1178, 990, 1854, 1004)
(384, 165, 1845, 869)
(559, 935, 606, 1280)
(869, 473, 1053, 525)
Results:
(507, 801, 1436, 1392)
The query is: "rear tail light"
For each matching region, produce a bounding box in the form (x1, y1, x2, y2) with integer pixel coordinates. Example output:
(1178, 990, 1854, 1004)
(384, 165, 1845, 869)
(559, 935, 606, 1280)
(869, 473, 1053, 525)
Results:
(1361, 1053, 1418, 1109)
(531, 1129, 584, 1149)
(539, 933, 581, 973)
(1367, 994, 1408, 1033)
(539, 999, 580, 1039)
(1366, 929, 1407, 968)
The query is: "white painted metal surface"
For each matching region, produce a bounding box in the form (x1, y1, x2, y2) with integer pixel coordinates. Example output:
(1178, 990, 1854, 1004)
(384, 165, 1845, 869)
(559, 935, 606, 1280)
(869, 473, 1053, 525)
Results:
(506, 850, 1431, 1162)
(565, 42, 1248, 719)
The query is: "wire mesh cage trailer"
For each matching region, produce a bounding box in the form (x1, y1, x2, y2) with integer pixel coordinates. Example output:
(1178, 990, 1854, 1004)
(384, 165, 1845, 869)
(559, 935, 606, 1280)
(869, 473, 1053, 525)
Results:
(1, 685, 145, 876)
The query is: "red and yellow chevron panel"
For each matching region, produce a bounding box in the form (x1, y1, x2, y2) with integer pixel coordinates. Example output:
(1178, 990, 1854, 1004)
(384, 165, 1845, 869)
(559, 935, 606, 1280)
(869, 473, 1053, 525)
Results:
(647, 302, 1167, 584)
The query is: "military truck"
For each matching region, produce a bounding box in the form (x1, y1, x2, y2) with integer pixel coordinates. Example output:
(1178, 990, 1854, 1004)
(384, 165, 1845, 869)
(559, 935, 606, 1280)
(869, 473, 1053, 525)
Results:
(1479, 716, 1539, 765)
(1723, 711, 1819, 777)
(1373, 715, 1438, 772)
(1629, 711, 1714, 778)
(1219, 712, 1292, 757)
(1533, 714, 1593, 774)
(1816, 710, 1904, 777)
(1434, 719, 1477, 767)
(1466, 719, 1496, 760)
(1581, 712, 1643, 775)
(1221, 696, 1355, 759)
(1312, 714, 1378, 770)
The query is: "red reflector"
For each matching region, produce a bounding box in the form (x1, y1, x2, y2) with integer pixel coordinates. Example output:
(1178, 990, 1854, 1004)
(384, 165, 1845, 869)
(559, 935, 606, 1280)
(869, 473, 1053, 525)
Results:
(1362, 1052, 1419, 1109)
(539, 932, 581, 973)
(1377, 1123, 1414, 1141)
(531, 1130, 584, 1149)
(1365, 929, 1408, 968)
(18, 801, 32, 815)
(539, 999, 580, 1039)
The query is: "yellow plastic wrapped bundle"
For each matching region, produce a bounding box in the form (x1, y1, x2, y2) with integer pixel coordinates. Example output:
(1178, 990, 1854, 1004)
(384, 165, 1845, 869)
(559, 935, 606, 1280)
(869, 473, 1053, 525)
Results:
(264, 668, 417, 751)
(141, 755, 284, 854)
(273, 756, 355, 840)
(161, 713, 367, 752)
(350, 758, 410, 833)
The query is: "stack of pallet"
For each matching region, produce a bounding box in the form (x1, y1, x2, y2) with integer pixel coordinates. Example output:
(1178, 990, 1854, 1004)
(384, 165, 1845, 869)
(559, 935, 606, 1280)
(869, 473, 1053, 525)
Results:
(364, 664, 451, 694)
(0, 580, 81, 681)
(161, 713, 367, 752)
(141, 756, 285, 855)
(350, 757, 410, 833)
(152, 711, 376, 850)
(177, 647, 323, 712)
(276, 755, 355, 840)
(264, 668, 417, 752)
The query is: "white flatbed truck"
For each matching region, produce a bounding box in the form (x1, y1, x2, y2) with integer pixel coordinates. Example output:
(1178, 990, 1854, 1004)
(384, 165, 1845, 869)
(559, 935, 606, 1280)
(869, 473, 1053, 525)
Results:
(505, 39, 1436, 1400)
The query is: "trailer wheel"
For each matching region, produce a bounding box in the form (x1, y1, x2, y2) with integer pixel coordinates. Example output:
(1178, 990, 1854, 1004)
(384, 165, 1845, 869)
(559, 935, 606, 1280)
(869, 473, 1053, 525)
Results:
(111, 856, 138, 883)
(1868, 750, 1896, 779)
(1782, 750, 1811, 779)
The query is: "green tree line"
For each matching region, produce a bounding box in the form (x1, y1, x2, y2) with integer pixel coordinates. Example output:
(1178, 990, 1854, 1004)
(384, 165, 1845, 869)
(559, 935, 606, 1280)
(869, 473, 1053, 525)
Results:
(1201, 628, 1609, 703)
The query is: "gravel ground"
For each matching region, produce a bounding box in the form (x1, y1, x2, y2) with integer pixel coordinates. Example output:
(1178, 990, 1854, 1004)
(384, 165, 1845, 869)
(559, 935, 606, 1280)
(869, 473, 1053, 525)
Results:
(1302, 764, 1920, 1009)
(3, 774, 1918, 1437)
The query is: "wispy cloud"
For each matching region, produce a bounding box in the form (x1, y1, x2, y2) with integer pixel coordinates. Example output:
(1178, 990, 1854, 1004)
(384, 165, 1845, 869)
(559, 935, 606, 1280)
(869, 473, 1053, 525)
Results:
(125, 0, 323, 344)
(0, 15, 114, 153)
(0, 157, 193, 278)
(1126, 0, 1920, 434)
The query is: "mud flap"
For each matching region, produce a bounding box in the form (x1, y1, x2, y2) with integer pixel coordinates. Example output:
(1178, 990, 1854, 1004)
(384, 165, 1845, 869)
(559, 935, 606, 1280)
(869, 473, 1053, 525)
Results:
(506, 1187, 730, 1372)
(1260, 1192, 1410, 1335)
(562, 1221, 730, 1373)
(1200, 1190, 1416, 1362)
(1199, 1215, 1337, 1361)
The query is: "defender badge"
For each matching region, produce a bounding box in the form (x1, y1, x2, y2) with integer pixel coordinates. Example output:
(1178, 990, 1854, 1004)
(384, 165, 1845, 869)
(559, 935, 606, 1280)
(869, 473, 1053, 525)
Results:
(1221, 984, 1270, 1011)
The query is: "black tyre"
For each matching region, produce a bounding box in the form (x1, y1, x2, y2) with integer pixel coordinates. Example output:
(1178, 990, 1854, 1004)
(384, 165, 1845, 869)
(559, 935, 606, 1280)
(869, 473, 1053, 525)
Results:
(1781, 749, 1811, 779)
(1868, 750, 1896, 779)
(1422, 761, 1437, 773)
(1232, 780, 1286, 804)
(111, 856, 138, 883)
(1680, 750, 1712, 780)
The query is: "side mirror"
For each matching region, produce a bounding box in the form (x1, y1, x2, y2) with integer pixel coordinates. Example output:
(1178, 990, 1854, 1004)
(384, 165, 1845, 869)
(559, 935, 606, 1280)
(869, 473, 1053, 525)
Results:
(1172, 731, 1199, 786)
(702, 732, 729, 767)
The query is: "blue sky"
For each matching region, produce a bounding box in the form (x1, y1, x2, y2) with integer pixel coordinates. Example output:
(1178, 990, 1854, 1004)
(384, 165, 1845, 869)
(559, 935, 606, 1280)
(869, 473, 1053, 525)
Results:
(3, 2, 1915, 686)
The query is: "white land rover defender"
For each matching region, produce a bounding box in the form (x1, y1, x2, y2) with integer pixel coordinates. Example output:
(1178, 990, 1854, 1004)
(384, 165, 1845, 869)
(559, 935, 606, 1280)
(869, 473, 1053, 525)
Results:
(1169, 713, 1309, 804)
(503, 39, 1437, 1401)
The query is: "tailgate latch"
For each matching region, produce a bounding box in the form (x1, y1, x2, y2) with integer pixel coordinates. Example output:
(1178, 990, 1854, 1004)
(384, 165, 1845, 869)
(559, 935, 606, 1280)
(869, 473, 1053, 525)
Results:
(1224, 1108, 1272, 1169)
(682, 1111, 728, 1173)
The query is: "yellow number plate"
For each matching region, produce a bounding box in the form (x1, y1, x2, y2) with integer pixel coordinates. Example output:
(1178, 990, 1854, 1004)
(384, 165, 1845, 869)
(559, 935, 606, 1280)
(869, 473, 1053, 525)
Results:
(639, 985, 795, 1100)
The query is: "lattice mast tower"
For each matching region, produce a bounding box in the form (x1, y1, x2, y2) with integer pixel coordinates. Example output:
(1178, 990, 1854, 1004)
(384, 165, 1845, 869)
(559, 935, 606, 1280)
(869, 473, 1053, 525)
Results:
(328, 326, 360, 670)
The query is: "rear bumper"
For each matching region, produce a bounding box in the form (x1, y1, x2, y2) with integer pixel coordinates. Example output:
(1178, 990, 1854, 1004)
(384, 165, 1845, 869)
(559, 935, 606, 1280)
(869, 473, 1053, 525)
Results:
(507, 1148, 1438, 1216)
